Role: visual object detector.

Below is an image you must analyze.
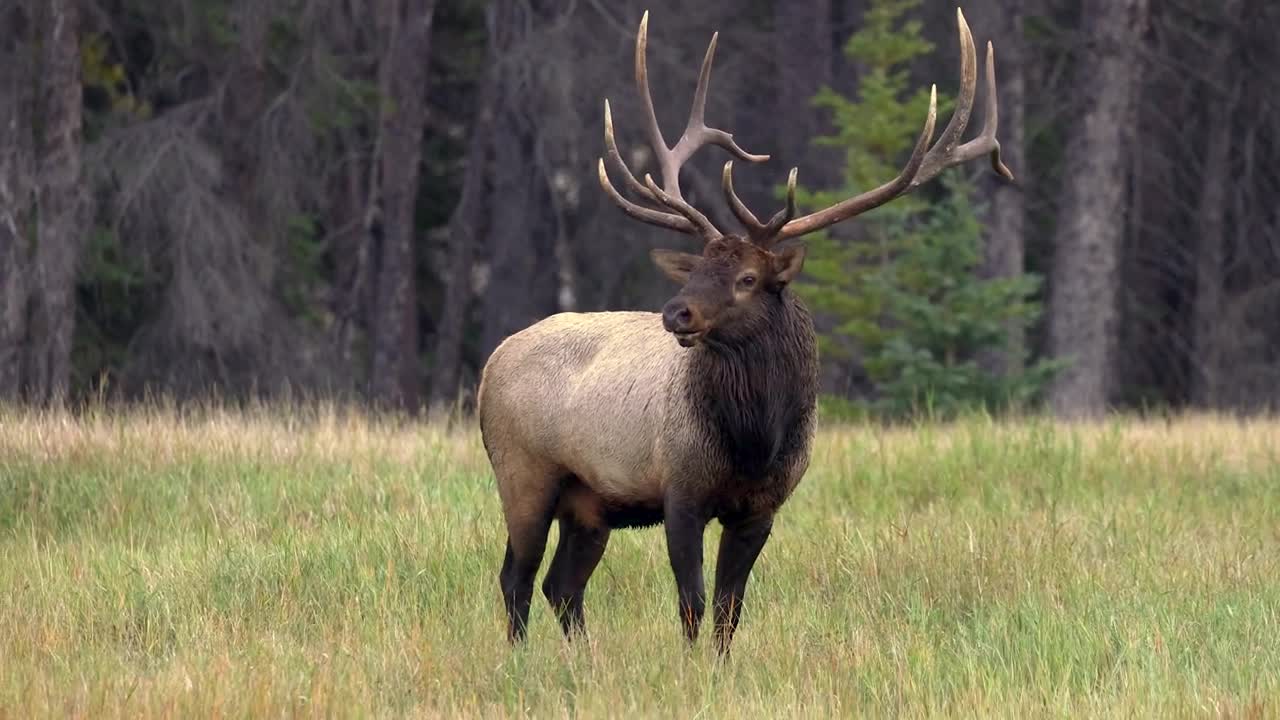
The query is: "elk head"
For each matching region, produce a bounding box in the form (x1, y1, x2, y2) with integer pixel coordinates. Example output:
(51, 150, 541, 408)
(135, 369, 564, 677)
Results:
(651, 165, 805, 347)
(597, 9, 1014, 349)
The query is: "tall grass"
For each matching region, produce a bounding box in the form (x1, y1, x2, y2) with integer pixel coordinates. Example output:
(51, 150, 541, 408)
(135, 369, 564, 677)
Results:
(1, 405, 1277, 717)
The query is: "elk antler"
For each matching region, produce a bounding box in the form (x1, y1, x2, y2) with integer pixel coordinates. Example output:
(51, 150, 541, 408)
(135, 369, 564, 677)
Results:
(765, 8, 1014, 243)
(597, 12, 770, 241)
(722, 161, 798, 246)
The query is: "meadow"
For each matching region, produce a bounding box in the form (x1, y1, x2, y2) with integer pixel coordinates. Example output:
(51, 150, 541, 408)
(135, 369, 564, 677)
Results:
(1, 405, 1277, 718)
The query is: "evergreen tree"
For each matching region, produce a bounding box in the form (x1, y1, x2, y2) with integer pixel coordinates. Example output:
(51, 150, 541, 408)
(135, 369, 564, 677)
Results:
(795, 0, 1056, 419)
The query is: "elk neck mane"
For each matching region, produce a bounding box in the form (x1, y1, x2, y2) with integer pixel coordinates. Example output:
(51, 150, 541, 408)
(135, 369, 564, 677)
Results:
(682, 289, 817, 477)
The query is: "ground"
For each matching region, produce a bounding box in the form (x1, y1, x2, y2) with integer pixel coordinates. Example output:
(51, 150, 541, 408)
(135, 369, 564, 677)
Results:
(1, 406, 1277, 718)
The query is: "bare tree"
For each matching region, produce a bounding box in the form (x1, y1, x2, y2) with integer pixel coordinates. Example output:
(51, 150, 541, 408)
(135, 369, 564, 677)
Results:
(429, 6, 502, 414)
(1189, 0, 1244, 408)
(0, 1, 35, 400)
(1047, 0, 1150, 418)
(25, 0, 86, 405)
(479, 0, 560, 361)
(368, 0, 438, 410)
(320, 2, 379, 384)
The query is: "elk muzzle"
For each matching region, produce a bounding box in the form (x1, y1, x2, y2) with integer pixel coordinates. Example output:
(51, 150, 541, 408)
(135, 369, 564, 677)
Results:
(662, 298, 707, 347)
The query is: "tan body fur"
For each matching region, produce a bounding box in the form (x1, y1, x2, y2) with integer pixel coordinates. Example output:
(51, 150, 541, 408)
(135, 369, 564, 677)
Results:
(479, 310, 814, 534)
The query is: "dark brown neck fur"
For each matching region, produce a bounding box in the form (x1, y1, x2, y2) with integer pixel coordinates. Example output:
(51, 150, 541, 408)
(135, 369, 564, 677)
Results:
(685, 290, 817, 479)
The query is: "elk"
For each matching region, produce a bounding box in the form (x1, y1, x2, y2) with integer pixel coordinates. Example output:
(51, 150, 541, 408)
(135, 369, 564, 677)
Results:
(478, 9, 1012, 653)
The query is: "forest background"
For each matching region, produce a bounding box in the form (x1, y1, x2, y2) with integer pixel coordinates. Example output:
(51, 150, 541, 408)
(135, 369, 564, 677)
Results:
(1, 0, 1274, 420)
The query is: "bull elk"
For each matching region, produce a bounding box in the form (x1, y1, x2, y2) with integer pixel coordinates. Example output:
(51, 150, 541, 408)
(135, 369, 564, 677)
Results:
(478, 8, 1013, 653)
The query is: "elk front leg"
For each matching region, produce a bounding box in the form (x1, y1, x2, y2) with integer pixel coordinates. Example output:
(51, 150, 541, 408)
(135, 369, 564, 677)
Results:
(664, 499, 708, 644)
(712, 512, 774, 655)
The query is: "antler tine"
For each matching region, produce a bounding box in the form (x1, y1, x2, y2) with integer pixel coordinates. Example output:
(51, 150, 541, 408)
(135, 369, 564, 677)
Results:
(644, 173, 721, 239)
(967, 41, 1014, 181)
(771, 7, 1014, 242)
(723, 160, 799, 247)
(686, 30, 715, 133)
(663, 33, 770, 190)
(757, 168, 798, 245)
(634, 12, 670, 178)
(600, 100, 692, 232)
(905, 9, 1013, 187)
(600, 11, 776, 241)
(597, 159, 696, 234)
(722, 160, 764, 232)
(636, 11, 768, 201)
(775, 85, 939, 241)
(912, 8, 979, 188)
(603, 99, 661, 202)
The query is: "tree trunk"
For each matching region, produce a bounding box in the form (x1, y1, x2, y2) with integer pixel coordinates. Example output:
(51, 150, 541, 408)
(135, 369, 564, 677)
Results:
(223, 1, 270, 245)
(0, 192, 26, 400)
(329, 129, 372, 381)
(0, 2, 35, 401)
(325, 7, 374, 384)
(1047, 0, 1149, 418)
(1190, 109, 1231, 409)
(478, 112, 541, 361)
(975, 0, 1027, 378)
(368, 0, 436, 411)
(831, 0, 867, 99)
(1190, 0, 1244, 409)
(428, 7, 500, 414)
(27, 0, 85, 406)
(478, 0, 559, 362)
(775, 0, 836, 188)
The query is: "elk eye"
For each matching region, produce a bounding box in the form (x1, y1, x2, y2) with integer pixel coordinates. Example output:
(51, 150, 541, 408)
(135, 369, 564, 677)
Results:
(738, 275, 757, 289)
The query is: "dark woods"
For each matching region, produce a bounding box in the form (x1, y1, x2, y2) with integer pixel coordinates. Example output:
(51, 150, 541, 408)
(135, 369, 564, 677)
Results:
(0, 0, 1277, 417)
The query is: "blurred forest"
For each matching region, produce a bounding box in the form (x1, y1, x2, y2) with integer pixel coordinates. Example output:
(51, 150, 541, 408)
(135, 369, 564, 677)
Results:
(0, 0, 1277, 418)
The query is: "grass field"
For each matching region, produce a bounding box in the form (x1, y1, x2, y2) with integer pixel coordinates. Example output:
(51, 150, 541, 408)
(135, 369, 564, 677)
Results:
(1, 406, 1278, 718)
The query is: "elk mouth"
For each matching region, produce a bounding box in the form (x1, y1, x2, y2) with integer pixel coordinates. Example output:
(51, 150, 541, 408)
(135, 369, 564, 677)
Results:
(673, 329, 706, 347)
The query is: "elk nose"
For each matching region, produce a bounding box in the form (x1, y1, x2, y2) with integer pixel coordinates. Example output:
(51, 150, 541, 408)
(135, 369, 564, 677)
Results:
(662, 299, 696, 333)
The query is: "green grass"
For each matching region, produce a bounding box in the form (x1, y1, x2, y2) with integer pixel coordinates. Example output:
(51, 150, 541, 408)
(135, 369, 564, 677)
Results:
(1, 406, 1278, 718)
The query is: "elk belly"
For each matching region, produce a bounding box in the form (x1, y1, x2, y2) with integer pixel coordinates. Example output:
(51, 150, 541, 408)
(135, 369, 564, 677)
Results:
(554, 479, 665, 530)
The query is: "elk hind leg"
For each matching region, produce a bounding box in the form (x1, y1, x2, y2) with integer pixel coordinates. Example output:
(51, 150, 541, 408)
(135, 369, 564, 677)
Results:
(497, 460, 561, 643)
(542, 514, 610, 638)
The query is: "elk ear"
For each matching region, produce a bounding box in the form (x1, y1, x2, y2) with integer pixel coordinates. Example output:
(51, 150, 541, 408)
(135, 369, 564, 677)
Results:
(650, 249, 700, 284)
(770, 243, 807, 288)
